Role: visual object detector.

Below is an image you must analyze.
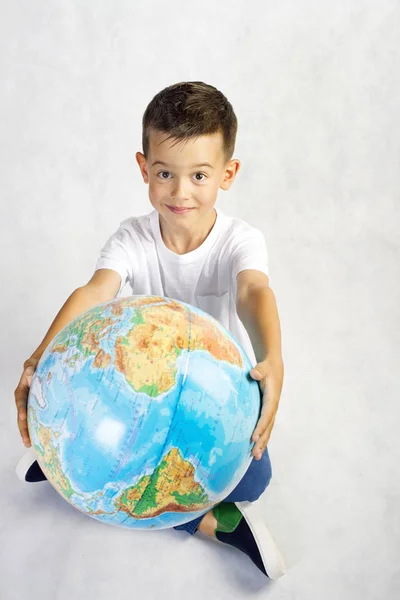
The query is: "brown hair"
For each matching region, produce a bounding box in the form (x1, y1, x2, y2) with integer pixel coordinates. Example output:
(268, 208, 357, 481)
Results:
(141, 81, 238, 165)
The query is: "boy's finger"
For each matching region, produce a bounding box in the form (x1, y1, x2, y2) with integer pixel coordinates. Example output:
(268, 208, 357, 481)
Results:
(15, 378, 32, 445)
(17, 412, 31, 445)
(15, 388, 28, 417)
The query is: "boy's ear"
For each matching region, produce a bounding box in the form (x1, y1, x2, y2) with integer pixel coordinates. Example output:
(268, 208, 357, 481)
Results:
(219, 159, 241, 191)
(136, 152, 149, 183)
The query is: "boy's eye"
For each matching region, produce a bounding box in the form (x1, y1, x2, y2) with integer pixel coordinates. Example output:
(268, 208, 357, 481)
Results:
(194, 173, 206, 181)
(157, 171, 207, 181)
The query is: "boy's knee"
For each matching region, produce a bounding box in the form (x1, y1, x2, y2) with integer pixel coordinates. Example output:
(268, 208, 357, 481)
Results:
(247, 457, 272, 501)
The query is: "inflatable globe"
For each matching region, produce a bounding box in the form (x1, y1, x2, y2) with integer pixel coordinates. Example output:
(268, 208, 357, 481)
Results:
(27, 295, 261, 530)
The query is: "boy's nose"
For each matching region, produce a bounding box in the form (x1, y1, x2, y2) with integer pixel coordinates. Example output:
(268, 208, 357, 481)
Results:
(171, 180, 190, 200)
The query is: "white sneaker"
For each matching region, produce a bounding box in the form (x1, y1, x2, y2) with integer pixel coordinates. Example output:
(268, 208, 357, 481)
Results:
(234, 500, 287, 580)
(16, 447, 47, 483)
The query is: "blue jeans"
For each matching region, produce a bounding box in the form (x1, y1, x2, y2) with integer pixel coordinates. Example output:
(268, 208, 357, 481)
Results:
(173, 447, 272, 535)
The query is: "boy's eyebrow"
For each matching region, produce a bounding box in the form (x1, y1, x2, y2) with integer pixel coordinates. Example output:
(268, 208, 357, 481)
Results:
(151, 160, 214, 169)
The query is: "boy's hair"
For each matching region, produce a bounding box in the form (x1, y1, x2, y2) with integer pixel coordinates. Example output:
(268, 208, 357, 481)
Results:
(142, 81, 238, 165)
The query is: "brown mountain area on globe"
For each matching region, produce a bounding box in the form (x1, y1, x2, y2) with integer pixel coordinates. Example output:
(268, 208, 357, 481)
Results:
(51, 296, 243, 397)
(114, 446, 214, 519)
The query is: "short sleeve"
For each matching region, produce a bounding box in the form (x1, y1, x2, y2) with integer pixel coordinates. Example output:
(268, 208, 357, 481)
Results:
(94, 221, 133, 295)
(230, 228, 269, 282)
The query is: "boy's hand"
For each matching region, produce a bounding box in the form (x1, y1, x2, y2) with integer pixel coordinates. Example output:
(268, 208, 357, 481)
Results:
(249, 357, 284, 460)
(14, 357, 39, 448)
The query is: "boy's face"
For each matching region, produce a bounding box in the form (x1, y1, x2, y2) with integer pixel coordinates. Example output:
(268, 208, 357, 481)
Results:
(136, 129, 240, 226)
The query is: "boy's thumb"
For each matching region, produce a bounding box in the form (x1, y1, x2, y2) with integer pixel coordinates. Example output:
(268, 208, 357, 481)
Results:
(250, 368, 262, 380)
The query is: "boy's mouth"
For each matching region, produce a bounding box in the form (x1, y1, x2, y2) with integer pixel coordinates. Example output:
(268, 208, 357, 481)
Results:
(166, 205, 194, 214)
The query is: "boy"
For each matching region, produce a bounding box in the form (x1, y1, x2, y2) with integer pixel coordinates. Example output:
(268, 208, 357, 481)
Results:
(14, 81, 286, 579)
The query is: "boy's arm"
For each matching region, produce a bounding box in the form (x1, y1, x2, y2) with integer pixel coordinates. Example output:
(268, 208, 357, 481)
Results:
(236, 269, 284, 458)
(236, 269, 282, 364)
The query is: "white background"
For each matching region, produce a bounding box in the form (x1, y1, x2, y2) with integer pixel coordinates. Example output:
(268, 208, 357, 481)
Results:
(1, 1, 399, 598)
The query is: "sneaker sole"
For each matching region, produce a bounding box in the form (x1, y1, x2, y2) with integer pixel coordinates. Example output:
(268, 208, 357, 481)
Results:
(234, 500, 286, 580)
(15, 446, 39, 482)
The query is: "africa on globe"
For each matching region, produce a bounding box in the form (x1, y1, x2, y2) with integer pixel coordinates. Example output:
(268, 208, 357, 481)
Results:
(27, 295, 261, 530)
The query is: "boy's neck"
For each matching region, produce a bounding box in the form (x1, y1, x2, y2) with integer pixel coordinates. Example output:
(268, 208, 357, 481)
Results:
(158, 207, 217, 255)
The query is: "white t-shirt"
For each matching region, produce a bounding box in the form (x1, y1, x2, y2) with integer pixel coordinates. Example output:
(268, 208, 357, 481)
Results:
(94, 207, 269, 367)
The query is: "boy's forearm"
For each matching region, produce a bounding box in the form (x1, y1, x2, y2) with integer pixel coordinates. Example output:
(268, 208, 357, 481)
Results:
(29, 285, 108, 362)
(236, 286, 283, 364)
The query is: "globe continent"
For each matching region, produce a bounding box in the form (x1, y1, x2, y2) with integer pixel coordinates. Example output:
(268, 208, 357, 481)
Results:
(27, 295, 261, 529)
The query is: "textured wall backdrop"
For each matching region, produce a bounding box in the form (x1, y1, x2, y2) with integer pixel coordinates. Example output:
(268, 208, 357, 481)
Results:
(1, 1, 399, 598)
